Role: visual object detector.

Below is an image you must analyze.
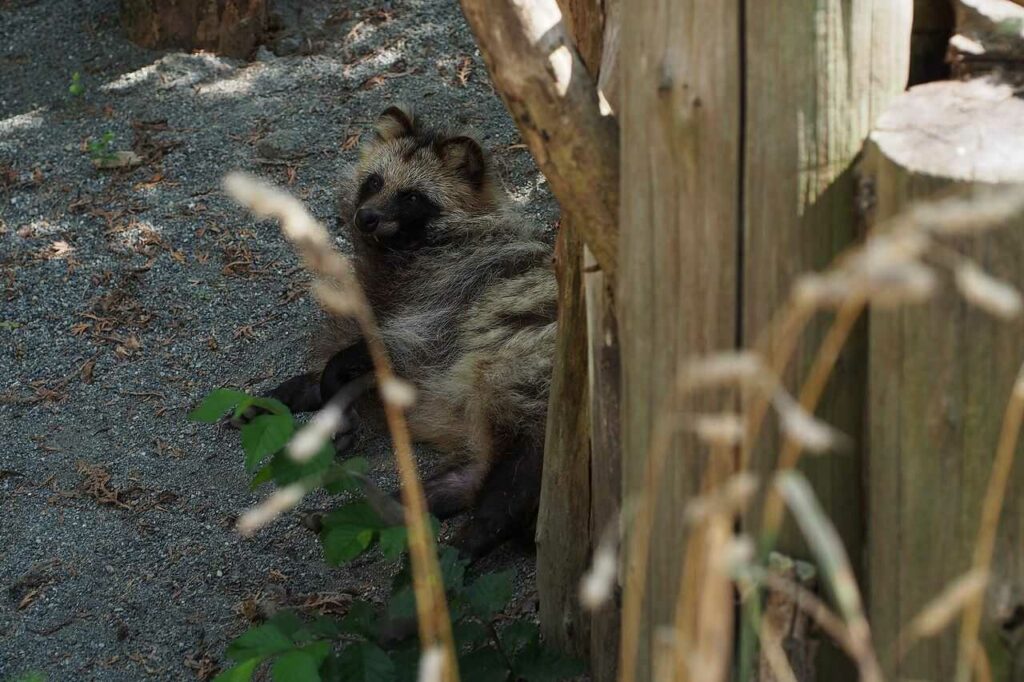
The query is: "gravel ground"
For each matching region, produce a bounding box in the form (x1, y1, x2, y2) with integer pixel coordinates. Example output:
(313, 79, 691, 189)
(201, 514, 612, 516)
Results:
(0, 1, 558, 679)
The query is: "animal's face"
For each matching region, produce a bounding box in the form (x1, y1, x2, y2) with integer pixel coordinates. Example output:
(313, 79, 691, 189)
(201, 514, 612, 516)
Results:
(349, 105, 493, 248)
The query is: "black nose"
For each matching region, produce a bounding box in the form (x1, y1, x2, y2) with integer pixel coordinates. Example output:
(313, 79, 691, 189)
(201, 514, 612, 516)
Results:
(355, 208, 381, 233)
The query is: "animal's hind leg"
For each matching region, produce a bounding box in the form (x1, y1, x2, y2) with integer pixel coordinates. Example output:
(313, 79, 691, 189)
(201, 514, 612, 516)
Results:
(452, 436, 543, 559)
(267, 372, 324, 412)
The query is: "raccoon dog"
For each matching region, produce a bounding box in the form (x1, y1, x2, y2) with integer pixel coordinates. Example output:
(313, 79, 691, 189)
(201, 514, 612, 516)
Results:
(255, 105, 557, 558)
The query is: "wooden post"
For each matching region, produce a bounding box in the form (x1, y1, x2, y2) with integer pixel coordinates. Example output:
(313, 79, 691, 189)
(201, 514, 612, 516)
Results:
(618, 3, 741, 679)
(119, 0, 268, 58)
(863, 77, 1024, 680)
(742, 3, 911, 676)
(537, 221, 592, 657)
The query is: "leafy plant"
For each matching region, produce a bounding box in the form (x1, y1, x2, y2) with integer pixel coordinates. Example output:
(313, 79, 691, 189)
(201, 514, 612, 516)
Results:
(190, 389, 583, 682)
(87, 132, 117, 164)
(69, 71, 84, 97)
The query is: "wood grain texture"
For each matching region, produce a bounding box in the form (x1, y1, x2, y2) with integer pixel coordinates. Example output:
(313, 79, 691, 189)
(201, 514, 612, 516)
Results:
(619, 2, 740, 678)
(864, 78, 1024, 680)
(119, 0, 267, 58)
(585, 246, 622, 682)
(459, 0, 619, 278)
(537, 221, 592, 657)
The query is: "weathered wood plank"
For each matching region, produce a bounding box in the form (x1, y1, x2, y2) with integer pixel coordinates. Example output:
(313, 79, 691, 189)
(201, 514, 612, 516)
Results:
(584, 246, 622, 682)
(618, 2, 741, 679)
(537, 222, 592, 657)
(742, 3, 911, 677)
(863, 78, 1024, 680)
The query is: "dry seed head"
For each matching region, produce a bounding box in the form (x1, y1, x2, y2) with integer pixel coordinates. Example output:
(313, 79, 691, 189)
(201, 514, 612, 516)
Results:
(688, 413, 745, 447)
(417, 646, 445, 682)
(223, 172, 331, 249)
(772, 392, 846, 454)
(288, 403, 344, 462)
(955, 263, 1023, 320)
(793, 273, 853, 308)
(860, 261, 938, 307)
(237, 483, 306, 536)
(684, 472, 759, 524)
(579, 541, 618, 611)
(380, 377, 417, 409)
(910, 189, 1024, 236)
(723, 535, 756, 573)
(312, 281, 361, 317)
(680, 351, 767, 390)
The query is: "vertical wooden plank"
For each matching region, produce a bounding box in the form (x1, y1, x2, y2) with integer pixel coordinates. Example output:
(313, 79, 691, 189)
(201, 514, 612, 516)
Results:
(537, 223, 592, 657)
(741, 0, 909, 666)
(585, 247, 623, 682)
(743, 2, 910, 677)
(619, 1, 741, 679)
(536, 1, 617, 667)
(863, 79, 1024, 680)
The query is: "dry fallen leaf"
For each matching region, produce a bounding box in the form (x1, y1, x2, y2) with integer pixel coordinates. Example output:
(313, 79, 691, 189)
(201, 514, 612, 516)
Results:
(92, 151, 143, 170)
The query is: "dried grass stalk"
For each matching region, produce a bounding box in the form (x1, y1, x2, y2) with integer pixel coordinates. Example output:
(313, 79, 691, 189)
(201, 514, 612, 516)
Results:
(223, 172, 459, 682)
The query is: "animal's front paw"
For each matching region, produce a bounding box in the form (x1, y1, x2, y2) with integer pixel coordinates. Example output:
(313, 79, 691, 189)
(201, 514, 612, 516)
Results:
(224, 403, 273, 430)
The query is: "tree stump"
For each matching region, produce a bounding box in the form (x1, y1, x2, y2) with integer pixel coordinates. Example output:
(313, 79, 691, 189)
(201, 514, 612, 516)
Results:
(862, 77, 1024, 680)
(119, 0, 268, 59)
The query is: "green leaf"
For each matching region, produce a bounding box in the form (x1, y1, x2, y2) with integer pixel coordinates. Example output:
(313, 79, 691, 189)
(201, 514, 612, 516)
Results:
(333, 642, 396, 682)
(386, 585, 416, 621)
(513, 638, 585, 682)
(323, 458, 369, 494)
(459, 646, 510, 682)
(378, 526, 408, 561)
(251, 464, 274, 489)
(267, 611, 305, 638)
(241, 414, 294, 471)
(271, 443, 333, 485)
(323, 500, 387, 531)
(499, 620, 539, 656)
(338, 600, 378, 638)
(226, 623, 294, 662)
(453, 619, 490, 650)
(465, 569, 515, 619)
(212, 658, 260, 682)
(309, 616, 344, 639)
(189, 389, 249, 422)
(439, 546, 468, 594)
(249, 396, 291, 416)
(271, 651, 320, 682)
(321, 524, 375, 565)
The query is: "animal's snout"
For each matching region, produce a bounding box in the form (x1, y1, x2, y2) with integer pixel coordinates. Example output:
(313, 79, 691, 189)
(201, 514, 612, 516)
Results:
(355, 208, 382, 233)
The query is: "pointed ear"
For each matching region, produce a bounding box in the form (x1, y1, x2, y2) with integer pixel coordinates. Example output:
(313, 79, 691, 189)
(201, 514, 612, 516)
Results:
(374, 104, 416, 142)
(437, 136, 487, 187)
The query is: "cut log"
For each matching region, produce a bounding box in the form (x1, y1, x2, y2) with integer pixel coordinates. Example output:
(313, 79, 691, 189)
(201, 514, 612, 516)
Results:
(862, 77, 1024, 680)
(119, 0, 268, 59)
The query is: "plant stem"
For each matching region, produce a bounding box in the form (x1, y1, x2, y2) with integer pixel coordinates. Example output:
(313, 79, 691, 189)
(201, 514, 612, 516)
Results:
(955, 364, 1024, 682)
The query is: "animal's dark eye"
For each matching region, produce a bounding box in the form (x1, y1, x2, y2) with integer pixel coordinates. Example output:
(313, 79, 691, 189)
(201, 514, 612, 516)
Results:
(363, 173, 383, 195)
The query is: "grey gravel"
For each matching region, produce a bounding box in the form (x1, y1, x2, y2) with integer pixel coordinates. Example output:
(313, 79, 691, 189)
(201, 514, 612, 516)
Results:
(0, 0, 558, 679)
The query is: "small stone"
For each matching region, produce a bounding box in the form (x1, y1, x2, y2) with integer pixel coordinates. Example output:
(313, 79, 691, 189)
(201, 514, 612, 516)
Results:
(256, 129, 305, 160)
